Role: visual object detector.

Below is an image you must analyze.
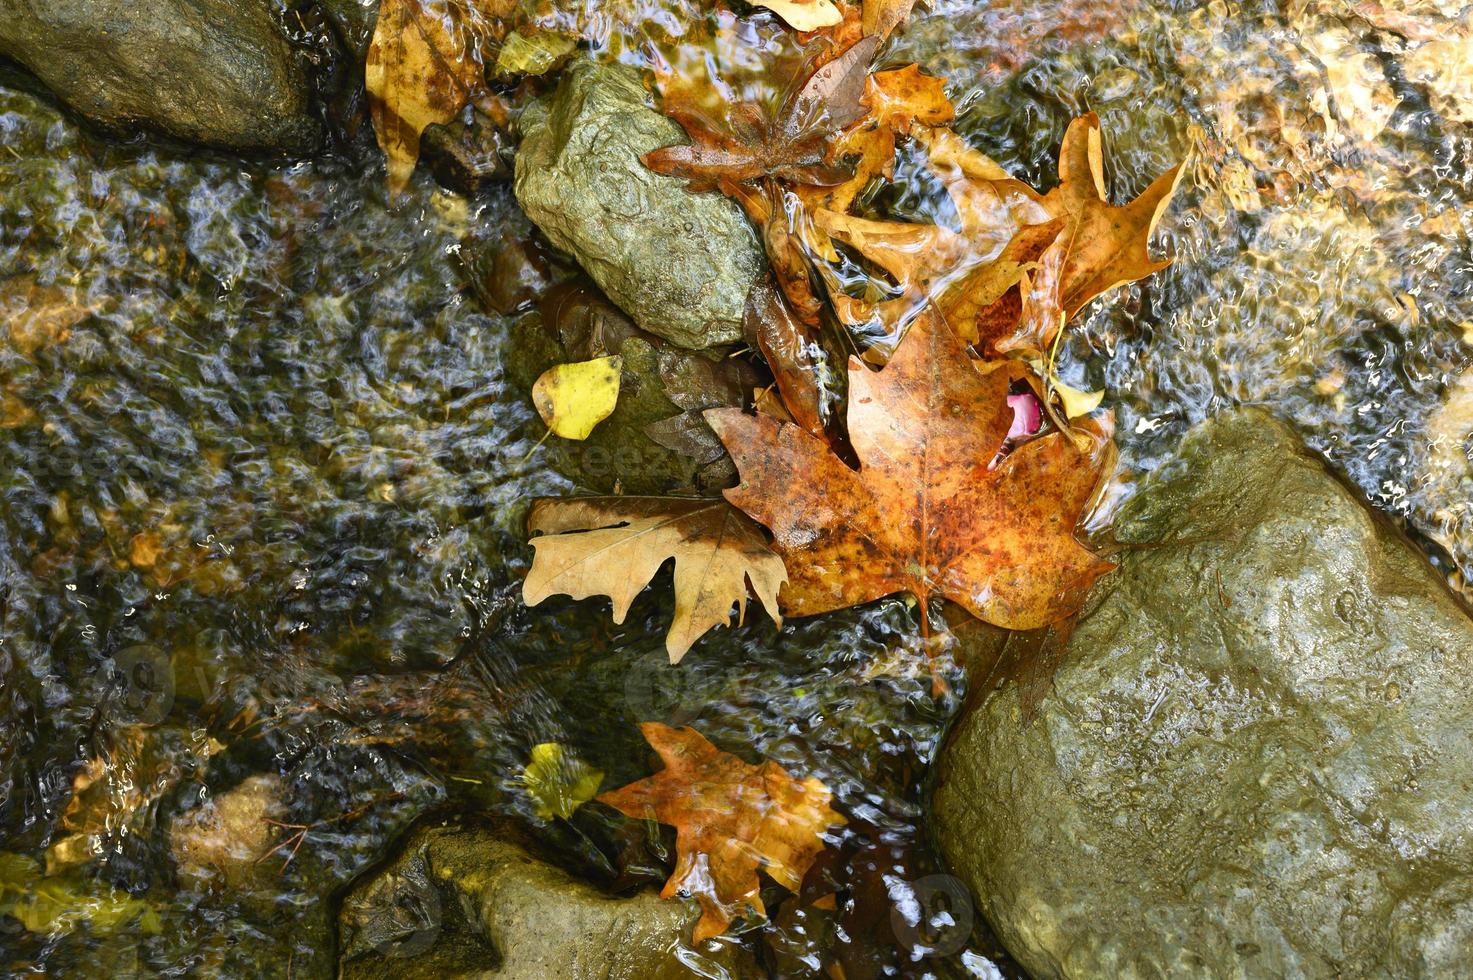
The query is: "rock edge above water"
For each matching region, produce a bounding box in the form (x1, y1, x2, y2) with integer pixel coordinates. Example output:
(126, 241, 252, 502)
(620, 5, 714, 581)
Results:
(934, 407, 1473, 979)
(0, 0, 321, 153)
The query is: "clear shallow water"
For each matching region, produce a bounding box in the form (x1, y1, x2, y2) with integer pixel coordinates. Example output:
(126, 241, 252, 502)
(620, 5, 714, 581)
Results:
(1, 0, 1470, 975)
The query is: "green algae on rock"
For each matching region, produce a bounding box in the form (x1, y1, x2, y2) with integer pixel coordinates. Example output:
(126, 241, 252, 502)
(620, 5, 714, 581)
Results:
(502, 282, 757, 495)
(932, 408, 1473, 978)
(339, 821, 763, 979)
(514, 59, 763, 350)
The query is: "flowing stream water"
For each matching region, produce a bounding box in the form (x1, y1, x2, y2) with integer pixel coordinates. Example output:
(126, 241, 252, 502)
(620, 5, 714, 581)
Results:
(1, 0, 1470, 975)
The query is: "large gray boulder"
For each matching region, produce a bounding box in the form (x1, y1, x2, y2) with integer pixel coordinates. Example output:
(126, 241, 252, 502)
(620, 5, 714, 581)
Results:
(0, 0, 320, 153)
(932, 408, 1473, 978)
(514, 60, 763, 350)
(340, 821, 762, 979)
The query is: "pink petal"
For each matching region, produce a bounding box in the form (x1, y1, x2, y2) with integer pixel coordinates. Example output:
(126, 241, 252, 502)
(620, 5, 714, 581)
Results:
(1007, 392, 1042, 440)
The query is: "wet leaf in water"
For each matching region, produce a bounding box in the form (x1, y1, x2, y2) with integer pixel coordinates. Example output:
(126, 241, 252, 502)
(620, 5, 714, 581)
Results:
(817, 114, 1179, 359)
(644, 35, 879, 192)
(522, 497, 786, 662)
(520, 742, 605, 820)
(0, 853, 161, 936)
(862, 0, 918, 40)
(1036, 112, 1184, 323)
(532, 355, 623, 440)
(753, 0, 845, 31)
(366, 0, 508, 195)
(708, 307, 1114, 631)
(493, 28, 577, 77)
(597, 723, 844, 942)
(745, 277, 839, 440)
(801, 63, 956, 214)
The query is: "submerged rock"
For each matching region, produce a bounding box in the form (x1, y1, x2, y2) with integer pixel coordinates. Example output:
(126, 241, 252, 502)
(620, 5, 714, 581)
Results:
(932, 408, 1473, 978)
(339, 820, 761, 979)
(169, 774, 285, 891)
(514, 59, 762, 350)
(0, 0, 320, 153)
(499, 280, 759, 495)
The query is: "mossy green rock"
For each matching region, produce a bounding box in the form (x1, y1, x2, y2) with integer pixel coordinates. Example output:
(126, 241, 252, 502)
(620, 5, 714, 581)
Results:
(502, 285, 754, 495)
(339, 821, 762, 979)
(933, 408, 1473, 979)
(0, 0, 320, 152)
(514, 60, 761, 349)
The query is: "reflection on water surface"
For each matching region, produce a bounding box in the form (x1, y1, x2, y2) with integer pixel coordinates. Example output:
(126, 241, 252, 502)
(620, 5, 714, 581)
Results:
(1, 0, 1470, 974)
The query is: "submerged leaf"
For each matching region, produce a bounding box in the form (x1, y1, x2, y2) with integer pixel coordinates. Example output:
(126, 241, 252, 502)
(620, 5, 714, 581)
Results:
(532, 355, 623, 440)
(597, 723, 844, 942)
(366, 0, 503, 195)
(521, 742, 604, 820)
(1, 275, 95, 356)
(0, 852, 161, 937)
(644, 35, 879, 192)
(494, 29, 577, 77)
(522, 497, 786, 662)
(861, 0, 918, 39)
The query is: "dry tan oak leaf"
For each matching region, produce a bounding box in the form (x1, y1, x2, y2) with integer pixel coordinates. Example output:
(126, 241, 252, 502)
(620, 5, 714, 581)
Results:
(707, 307, 1113, 630)
(366, 0, 511, 196)
(522, 496, 786, 662)
(753, 0, 845, 31)
(597, 723, 845, 943)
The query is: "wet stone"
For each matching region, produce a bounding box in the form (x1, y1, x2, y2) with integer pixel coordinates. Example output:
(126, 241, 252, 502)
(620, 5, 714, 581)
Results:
(0, 0, 321, 153)
(338, 820, 764, 979)
(514, 59, 764, 350)
(932, 408, 1473, 979)
(500, 280, 762, 495)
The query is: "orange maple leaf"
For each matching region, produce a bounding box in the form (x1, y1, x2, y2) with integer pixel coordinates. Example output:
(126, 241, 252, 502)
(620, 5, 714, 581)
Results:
(597, 723, 845, 943)
(814, 114, 1180, 357)
(706, 307, 1113, 630)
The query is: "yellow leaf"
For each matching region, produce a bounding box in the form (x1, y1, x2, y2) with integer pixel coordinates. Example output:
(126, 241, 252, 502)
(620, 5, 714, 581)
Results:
(531, 355, 623, 441)
(494, 29, 577, 77)
(752, 0, 844, 31)
(1055, 380, 1104, 419)
(521, 742, 604, 820)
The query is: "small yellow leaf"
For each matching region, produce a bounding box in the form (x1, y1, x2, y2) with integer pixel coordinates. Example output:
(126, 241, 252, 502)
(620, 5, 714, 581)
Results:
(521, 742, 603, 820)
(494, 30, 577, 78)
(532, 355, 623, 441)
(1055, 381, 1104, 419)
(752, 0, 844, 31)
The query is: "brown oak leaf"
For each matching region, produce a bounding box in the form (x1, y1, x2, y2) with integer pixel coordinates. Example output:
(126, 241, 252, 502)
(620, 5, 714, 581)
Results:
(644, 35, 879, 192)
(522, 497, 786, 662)
(706, 307, 1113, 630)
(597, 723, 845, 942)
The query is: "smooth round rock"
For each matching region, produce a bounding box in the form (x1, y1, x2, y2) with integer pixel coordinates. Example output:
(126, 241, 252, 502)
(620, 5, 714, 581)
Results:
(933, 408, 1473, 979)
